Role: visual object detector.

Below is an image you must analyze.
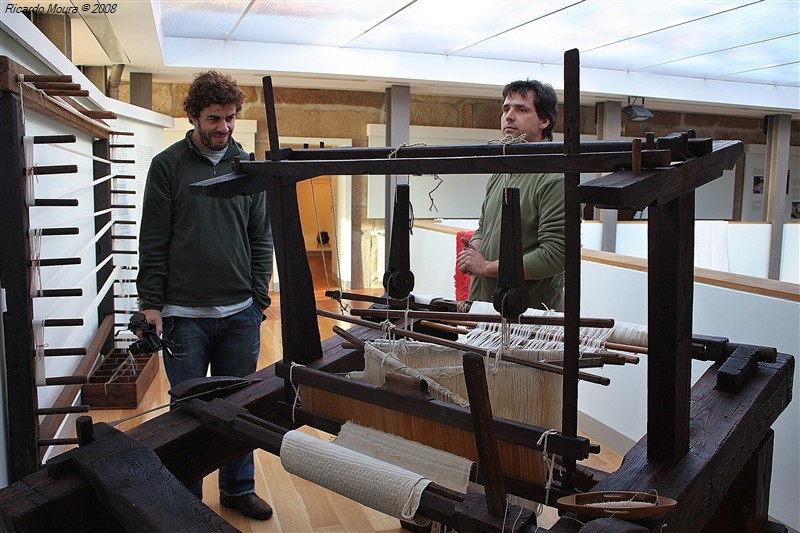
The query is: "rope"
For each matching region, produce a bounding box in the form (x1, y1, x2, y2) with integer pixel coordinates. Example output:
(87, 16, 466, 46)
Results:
(309, 176, 332, 291)
(487, 133, 527, 204)
(536, 429, 559, 510)
(48, 142, 114, 165)
(289, 362, 304, 422)
(107, 379, 259, 427)
(327, 173, 344, 295)
(103, 353, 139, 395)
(32, 319, 47, 386)
(29, 229, 43, 298)
(387, 142, 428, 159)
(17, 76, 115, 133)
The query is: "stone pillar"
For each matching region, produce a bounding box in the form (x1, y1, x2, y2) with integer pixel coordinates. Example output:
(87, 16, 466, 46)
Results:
(130, 72, 153, 110)
(764, 114, 791, 280)
(31, 13, 71, 59)
(384, 85, 410, 269)
(595, 101, 622, 252)
(82, 66, 107, 94)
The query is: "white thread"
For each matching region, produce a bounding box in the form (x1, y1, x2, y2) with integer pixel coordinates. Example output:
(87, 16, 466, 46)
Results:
(537, 429, 559, 509)
(32, 319, 46, 386)
(23, 136, 37, 207)
(309, 176, 332, 291)
(327, 173, 344, 296)
(29, 228, 43, 297)
(47, 142, 114, 164)
(387, 142, 427, 159)
(55, 173, 113, 199)
(288, 362, 304, 422)
(105, 352, 140, 395)
(18, 81, 115, 133)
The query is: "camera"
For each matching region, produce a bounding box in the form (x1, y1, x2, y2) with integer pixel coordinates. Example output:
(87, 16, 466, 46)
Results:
(128, 312, 171, 357)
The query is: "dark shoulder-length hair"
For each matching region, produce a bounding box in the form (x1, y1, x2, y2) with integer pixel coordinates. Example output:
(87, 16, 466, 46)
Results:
(502, 80, 558, 141)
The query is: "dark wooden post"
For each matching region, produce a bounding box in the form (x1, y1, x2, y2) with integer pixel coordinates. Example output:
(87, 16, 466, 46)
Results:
(267, 175, 323, 365)
(262, 76, 322, 366)
(462, 352, 506, 517)
(702, 429, 778, 532)
(561, 48, 582, 491)
(0, 90, 40, 479)
(647, 192, 695, 463)
(93, 139, 115, 354)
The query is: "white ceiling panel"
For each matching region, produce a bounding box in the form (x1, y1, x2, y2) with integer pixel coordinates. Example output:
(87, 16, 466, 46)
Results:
(643, 36, 800, 86)
(578, 1, 799, 81)
(3, 0, 797, 116)
(160, 0, 253, 40)
(450, 1, 758, 63)
(346, 0, 577, 54)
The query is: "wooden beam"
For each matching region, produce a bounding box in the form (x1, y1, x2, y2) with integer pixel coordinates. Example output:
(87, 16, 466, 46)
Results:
(63, 423, 238, 532)
(192, 150, 674, 197)
(579, 140, 743, 210)
(0, 87, 40, 480)
(0, 56, 111, 140)
(647, 193, 695, 463)
(549, 353, 794, 532)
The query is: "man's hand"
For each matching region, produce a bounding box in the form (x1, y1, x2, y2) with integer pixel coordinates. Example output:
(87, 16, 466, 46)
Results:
(140, 308, 163, 336)
(457, 238, 498, 278)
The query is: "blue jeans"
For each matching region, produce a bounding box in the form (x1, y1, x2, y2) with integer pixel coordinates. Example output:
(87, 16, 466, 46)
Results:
(162, 303, 264, 498)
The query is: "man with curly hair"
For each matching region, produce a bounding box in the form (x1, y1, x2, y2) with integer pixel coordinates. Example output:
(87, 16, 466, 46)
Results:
(137, 70, 274, 520)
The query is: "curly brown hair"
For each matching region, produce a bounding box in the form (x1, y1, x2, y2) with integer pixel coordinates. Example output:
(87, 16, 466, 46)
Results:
(183, 70, 245, 120)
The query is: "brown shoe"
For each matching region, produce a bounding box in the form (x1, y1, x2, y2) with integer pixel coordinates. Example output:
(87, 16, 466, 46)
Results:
(220, 493, 273, 520)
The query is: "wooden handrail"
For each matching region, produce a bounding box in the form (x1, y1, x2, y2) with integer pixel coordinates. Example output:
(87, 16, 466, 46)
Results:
(413, 220, 800, 303)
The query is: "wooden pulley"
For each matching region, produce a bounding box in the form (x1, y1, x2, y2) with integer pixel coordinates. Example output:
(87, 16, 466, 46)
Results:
(493, 187, 528, 318)
(383, 183, 415, 299)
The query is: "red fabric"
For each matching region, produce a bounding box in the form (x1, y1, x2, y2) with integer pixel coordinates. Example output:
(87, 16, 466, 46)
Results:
(454, 230, 475, 301)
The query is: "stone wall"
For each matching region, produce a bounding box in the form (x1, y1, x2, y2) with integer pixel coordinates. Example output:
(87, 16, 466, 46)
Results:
(120, 82, 799, 289)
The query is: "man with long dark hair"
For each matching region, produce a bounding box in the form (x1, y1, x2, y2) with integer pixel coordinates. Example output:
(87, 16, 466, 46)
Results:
(457, 80, 565, 311)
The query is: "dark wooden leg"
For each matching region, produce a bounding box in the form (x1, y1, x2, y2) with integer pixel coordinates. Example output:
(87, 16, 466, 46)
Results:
(647, 193, 694, 463)
(703, 430, 781, 533)
(462, 351, 506, 517)
(0, 90, 39, 480)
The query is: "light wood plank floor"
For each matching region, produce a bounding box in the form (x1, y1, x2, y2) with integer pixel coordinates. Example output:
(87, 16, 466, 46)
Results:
(70, 254, 621, 532)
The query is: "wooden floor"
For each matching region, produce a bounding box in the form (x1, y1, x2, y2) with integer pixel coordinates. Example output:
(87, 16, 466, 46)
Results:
(74, 254, 621, 532)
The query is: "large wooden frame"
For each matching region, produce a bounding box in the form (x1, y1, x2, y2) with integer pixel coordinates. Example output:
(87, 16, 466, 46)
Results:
(0, 50, 793, 533)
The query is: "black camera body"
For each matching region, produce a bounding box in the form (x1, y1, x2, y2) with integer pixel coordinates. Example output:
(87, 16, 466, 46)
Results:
(128, 312, 169, 356)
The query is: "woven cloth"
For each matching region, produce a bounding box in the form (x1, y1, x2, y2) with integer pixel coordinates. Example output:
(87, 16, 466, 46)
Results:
(454, 230, 475, 300)
(334, 421, 472, 493)
(281, 430, 432, 524)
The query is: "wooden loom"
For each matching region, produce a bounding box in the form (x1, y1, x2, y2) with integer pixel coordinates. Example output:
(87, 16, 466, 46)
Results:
(0, 49, 794, 532)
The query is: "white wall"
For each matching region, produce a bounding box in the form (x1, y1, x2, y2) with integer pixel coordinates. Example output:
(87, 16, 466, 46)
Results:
(367, 124, 498, 219)
(585, 220, 799, 284)
(580, 260, 799, 531)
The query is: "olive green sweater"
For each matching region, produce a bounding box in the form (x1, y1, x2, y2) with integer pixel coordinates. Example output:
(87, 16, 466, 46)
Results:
(469, 172, 565, 311)
(137, 132, 273, 311)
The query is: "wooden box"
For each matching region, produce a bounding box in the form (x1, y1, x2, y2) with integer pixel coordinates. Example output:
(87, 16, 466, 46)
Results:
(82, 350, 160, 409)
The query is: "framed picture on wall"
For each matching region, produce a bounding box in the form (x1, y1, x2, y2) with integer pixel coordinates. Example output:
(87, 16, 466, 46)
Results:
(753, 175, 764, 194)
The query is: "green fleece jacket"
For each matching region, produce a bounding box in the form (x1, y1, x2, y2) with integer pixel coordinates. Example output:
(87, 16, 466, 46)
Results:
(137, 132, 273, 310)
(469, 172, 565, 311)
